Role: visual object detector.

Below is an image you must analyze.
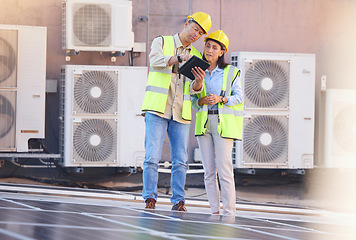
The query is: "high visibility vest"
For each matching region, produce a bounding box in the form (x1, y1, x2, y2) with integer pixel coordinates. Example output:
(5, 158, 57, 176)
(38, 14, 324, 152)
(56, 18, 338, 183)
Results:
(141, 35, 202, 121)
(195, 65, 244, 140)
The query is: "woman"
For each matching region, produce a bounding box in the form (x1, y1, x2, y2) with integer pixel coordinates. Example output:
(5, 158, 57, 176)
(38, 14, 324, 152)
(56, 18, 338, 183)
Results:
(191, 30, 243, 215)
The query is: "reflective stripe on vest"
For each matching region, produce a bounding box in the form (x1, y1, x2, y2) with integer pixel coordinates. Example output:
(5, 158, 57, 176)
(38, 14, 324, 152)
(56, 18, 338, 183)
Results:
(149, 67, 172, 75)
(142, 36, 174, 114)
(195, 65, 244, 140)
(142, 35, 202, 121)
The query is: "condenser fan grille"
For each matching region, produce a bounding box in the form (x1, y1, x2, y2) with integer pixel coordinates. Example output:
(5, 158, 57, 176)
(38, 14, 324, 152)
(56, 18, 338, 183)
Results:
(72, 3, 111, 46)
(0, 92, 16, 149)
(72, 118, 117, 163)
(0, 29, 17, 87)
(333, 104, 356, 154)
(244, 60, 289, 109)
(243, 115, 288, 165)
(73, 70, 118, 115)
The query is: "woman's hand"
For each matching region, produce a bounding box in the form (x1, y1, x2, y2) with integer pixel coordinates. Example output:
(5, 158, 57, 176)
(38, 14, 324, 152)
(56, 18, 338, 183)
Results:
(191, 67, 205, 82)
(200, 93, 221, 106)
(191, 66, 205, 91)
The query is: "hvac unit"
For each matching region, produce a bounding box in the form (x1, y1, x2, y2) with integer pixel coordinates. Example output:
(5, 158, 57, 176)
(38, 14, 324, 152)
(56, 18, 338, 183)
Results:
(62, 0, 134, 52)
(231, 52, 315, 169)
(0, 25, 46, 152)
(323, 89, 356, 168)
(60, 65, 147, 167)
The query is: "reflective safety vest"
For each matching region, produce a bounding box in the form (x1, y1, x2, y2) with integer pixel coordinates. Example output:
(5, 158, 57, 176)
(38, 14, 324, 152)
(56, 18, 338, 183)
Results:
(195, 65, 244, 140)
(142, 35, 202, 121)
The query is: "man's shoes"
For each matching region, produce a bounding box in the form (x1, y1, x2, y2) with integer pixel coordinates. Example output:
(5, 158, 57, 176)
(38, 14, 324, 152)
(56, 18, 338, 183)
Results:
(145, 198, 156, 209)
(171, 200, 187, 212)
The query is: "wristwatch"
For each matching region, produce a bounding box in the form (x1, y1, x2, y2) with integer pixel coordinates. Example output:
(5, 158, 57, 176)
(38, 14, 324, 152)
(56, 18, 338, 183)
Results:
(177, 55, 182, 63)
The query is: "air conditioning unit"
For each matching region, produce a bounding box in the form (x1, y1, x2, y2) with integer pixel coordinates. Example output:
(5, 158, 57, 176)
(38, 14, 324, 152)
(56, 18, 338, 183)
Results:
(0, 25, 46, 152)
(62, 0, 134, 52)
(323, 89, 356, 168)
(231, 52, 315, 169)
(60, 65, 147, 167)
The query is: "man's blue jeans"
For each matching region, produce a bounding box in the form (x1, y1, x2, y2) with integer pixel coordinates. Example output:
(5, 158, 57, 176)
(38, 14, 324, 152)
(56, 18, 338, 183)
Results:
(142, 112, 189, 205)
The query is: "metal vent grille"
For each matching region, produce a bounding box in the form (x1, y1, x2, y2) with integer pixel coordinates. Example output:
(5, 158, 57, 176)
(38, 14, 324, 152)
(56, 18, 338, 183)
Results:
(72, 118, 117, 163)
(0, 29, 17, 88)
(244, 60, 290, 109)
(231, 55, 239, 67)
(73, 70, 118, 115)
(72, 3, 111, 46)
(59, 68, 66, 162)
(62, 1, 67, 49)
(243, 115, 288, 165)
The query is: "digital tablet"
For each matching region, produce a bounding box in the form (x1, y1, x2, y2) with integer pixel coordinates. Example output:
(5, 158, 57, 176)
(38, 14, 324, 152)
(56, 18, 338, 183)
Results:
(178, 55, 210, 80)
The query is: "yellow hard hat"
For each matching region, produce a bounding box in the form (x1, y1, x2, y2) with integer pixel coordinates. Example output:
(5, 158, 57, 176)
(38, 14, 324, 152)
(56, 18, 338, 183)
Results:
(204, 30, 229, 53)
(187, 12, 212, 34)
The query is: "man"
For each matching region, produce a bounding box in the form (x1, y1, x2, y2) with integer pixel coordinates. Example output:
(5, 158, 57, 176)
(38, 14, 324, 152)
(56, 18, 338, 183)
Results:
(141, 12, 212, 211)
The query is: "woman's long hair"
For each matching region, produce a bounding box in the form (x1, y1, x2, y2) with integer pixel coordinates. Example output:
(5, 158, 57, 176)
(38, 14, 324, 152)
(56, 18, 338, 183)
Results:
(202, 38, 229, 69)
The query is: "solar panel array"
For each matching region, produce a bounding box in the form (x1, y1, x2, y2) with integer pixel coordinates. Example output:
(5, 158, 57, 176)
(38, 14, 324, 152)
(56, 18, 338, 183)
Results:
(0, 183, 352, 240)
